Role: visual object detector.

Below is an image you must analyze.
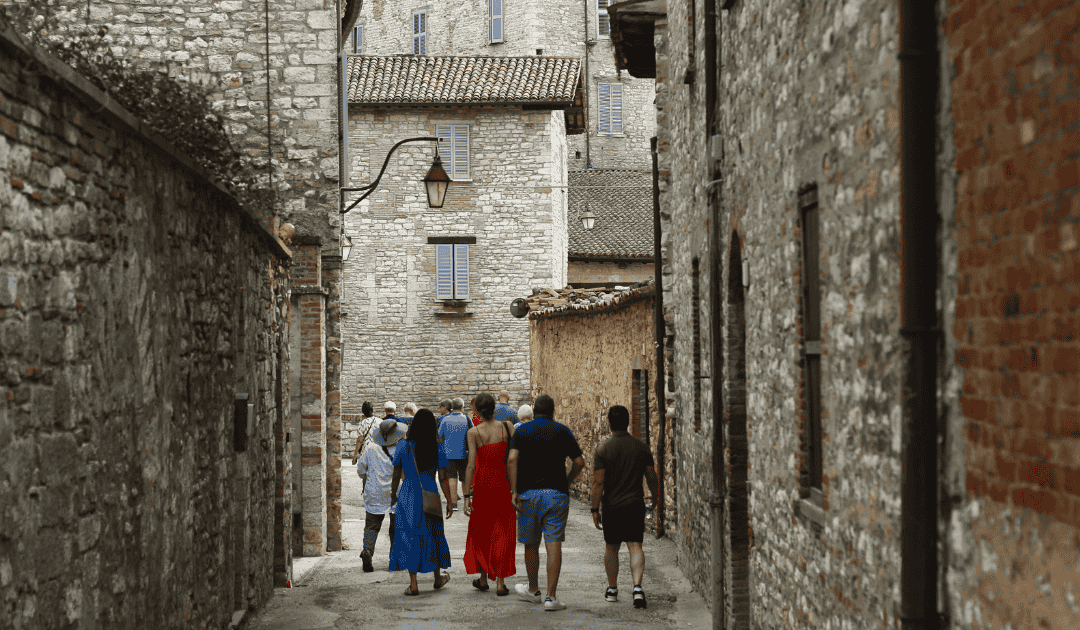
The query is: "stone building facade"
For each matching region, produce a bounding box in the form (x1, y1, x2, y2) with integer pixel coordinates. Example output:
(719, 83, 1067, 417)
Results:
(0, 30, 292, 628)
(610, 0, 1080, 628)
(52, 0, 351, 557)
(341, 55, 580, 414)
(351, 0, 654, 171)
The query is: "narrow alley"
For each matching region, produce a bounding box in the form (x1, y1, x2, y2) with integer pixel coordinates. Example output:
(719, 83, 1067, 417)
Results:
(249, 461, 709, 630)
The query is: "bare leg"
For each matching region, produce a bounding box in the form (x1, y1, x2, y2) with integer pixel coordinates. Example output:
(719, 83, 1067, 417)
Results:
(604, 543, 621, 589)
(524, 543, 541, 592)
(627, 542, 645, 587)
(544, 541, 562, 599)
(408, 572, 418, 593)
(448, 477, 459, 505)
(495, 576, 505, 591)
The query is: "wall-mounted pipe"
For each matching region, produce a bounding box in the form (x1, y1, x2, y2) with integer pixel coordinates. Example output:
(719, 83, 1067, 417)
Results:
(898, 1, 939, 629)
(583, 0, 592, 168)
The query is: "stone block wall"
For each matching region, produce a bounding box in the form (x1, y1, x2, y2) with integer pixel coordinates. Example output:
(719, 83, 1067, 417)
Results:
(340, 105, 566, 413)
(944, 1, 1080, 628)
(656, 0, 905, 627)
(568, 260, 654, 286)
(528, 286, 669, 505)
(355, 0, 654, 173)
(0, 30, 292, 629)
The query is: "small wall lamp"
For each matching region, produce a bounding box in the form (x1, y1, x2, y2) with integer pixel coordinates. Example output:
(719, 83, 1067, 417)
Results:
(580, 210, 597, 230)
(341, 233, 354, 261)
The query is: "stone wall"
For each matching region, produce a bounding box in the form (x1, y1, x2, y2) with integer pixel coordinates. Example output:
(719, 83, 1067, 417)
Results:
(340, 105, 566, 413)
(0, 30, 292, 629)
(944, 1, 1080, 628)
(528, 286, 672, 513)
(355, 0, 654, 172)
(655, 0, 905, 626)
(568, 260, 654, 286)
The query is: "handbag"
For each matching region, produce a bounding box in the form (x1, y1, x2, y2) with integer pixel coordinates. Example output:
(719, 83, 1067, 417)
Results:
(411, 443, 444, 520)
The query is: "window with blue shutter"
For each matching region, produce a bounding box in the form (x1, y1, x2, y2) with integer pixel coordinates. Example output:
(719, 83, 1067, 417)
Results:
(436, 124, 471, 180)
(597, 83, 623, 134)
(435, 244, 470, 300)
(489, 0, 503, 43)
(597, 0, 610, 37)
(413, 8, 427, 54)
(350, 25, 364, 54)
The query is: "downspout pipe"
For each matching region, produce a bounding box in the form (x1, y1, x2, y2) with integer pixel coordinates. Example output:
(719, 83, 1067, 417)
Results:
(652, 136, 666, 538)
(898, 2, 939, 630)
(583, 0, 592, 168)
(704, 3, 725, 630)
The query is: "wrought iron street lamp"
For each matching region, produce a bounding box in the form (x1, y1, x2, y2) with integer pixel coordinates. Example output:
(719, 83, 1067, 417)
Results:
(340, 136, 450, 215)
(340, 233, 354, 261)
(580, 209, 597, 230)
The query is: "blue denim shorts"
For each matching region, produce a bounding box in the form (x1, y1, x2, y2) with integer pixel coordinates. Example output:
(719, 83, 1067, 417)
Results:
(517, 490, 570, 544)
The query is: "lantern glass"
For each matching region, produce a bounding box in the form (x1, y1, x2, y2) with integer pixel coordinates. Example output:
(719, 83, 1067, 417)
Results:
(423, 155, 451, 208)
(581, 210, 597, 230)
(341, 233, 354, 261)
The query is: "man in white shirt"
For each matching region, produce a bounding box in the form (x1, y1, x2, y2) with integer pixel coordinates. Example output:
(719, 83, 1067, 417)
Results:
(357, 418, 407, 572)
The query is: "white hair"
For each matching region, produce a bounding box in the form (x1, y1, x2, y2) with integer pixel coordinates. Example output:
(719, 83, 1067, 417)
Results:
(404, 402, 418, 414)
(518, 404, 534, 420)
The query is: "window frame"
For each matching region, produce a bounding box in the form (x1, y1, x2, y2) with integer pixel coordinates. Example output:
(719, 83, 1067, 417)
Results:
(597, 82, 624, 135)
(798, 184, 824, 513)
(413, 7, 427, 55)
(436, 124, 472, 181)
(349, 24, 364, 54)
(435, 243, 470, 301)
(597, 0, 611, 38)
(489, 0, 504, 44)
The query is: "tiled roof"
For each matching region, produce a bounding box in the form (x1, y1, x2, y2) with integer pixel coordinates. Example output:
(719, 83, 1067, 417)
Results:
(568, 170, 654, 258)
(346, 55, 581, 105)
(526, 282, 655, 320)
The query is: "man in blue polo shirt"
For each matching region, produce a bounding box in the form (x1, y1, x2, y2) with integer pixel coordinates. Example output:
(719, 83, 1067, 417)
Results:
(437, 397, 470, 510)
(507, 393, 585, 612)
(494, 390, 518, 424)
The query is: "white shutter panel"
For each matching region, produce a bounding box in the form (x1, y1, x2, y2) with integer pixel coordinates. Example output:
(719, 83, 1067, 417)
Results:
(598, 83, 611, 134)
(436, 124, 451, 176)
(452, 125, 470, 180)
(490, 0, 503, 43)
(357, 25, 364, 54)
(453, 245, 470, 300)
(436, 244, 453, 300)
(611, 83, 623, 133)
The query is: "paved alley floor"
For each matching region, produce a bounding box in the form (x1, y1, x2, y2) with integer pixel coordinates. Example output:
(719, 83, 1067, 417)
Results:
(248, 461, 711, 630)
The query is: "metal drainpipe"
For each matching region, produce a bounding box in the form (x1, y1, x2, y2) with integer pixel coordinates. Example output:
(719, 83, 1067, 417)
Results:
(898, 1, 939, 630)
(652, 136, 666, 538)
(583, 0, 592, 168)
(704, 2, 725, 630)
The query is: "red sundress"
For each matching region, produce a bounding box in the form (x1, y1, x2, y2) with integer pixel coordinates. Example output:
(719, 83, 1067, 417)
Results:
(463, 438, 517, 579)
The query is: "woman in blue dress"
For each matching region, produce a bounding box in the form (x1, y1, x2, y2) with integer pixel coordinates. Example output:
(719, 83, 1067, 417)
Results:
(390, 408, 454, 595)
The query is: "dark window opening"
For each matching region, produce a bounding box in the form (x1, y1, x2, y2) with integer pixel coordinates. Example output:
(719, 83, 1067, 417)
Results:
(632, 369, 649, 444)
(692, 258, 702, 432)
(799, 184, 823, 505)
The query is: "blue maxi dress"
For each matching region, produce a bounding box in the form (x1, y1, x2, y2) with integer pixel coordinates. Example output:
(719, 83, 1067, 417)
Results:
(389, 440, 452, 574)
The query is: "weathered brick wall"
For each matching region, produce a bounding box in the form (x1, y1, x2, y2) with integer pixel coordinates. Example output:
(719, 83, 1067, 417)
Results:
(58, 0, 342, 243)
(945, 2, 1080, 628)
(340, 105, 566, 413)
(568, 260, 654, 286)
(657, 0, 905, 626)
(0, 31, 291, 629)
(356, 0, 654, 173)
(528, 286, 671, 505)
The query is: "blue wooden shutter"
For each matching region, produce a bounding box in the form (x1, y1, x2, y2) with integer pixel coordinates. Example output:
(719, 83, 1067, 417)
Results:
(598, 83, 611, 133)
(452, 125, 470, 180)
(598, 0, 610, 36)
(490, 0, 503, 43)
(436, 244, 453, 299)
(436, 124, 451, 176)
(414, 10, 426, 54)
(453, 245, 470, 299)
(611, 83, 623, 133)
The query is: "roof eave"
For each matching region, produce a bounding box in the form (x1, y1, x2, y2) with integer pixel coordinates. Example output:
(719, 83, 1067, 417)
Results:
(609, 0, 665, 79)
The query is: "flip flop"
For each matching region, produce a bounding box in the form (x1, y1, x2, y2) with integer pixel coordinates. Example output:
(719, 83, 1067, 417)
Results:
(404, 587, 419, 596)
(472, 578, 490, 591)
(434, 571, 451, 590)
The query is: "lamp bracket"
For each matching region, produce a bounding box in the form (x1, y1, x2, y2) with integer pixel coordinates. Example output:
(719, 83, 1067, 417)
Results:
(341, 136, 439, 214)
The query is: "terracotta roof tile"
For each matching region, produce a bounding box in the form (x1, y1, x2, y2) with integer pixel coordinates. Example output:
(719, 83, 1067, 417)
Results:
(568, 170, 654, 258)
(347, 55, 582, 105)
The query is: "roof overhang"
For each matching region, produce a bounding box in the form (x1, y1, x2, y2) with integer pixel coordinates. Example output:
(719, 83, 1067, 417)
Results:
(341, 0, 362, 48)
(608, 0, 665, 79)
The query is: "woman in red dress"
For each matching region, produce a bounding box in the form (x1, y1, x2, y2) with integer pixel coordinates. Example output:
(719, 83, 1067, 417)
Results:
(462, 392, 517, 595)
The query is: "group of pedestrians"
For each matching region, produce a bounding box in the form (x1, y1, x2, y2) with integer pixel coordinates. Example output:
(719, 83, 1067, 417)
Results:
(350, 392, 658, 612)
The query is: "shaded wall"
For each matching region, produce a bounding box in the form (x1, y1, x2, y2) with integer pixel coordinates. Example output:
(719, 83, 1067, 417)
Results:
(0, 30, 292, 629)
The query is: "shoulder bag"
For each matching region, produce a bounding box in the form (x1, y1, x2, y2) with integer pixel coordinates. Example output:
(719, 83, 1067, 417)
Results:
(411, 442, 444, 520)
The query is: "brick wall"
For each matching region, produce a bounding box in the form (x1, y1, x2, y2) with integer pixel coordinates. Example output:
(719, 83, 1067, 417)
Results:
(355, 0, 654, 173)
(0, 30, 291, 628)
(656, 0, 905, 626)
(528, 286, 672, 508)
(945, 1, 1080, 628)
(341, 106, 566, 413)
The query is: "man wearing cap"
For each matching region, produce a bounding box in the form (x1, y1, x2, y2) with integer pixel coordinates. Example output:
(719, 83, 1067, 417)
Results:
(383, 401, 408, 427)
(357, 418, 408, 572)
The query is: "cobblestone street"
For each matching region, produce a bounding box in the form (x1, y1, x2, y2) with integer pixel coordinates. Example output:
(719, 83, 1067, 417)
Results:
(248, 461, 709, 630)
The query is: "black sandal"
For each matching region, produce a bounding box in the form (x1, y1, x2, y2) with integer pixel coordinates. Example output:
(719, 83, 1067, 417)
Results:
(404, 587, 419, 596)
(472, 577, 490, 591)
(496, 585, 510, 596)
(434, 571, 451, 589)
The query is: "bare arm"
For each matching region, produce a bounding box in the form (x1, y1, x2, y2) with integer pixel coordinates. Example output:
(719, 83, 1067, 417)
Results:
(644, 465, 659, 505)
(390, 465, 403, 500)
(507, 448, 521, 512)
(463, 428, 478, 515)
(438, 467, 453, 519)
(566, 455, 585, 486)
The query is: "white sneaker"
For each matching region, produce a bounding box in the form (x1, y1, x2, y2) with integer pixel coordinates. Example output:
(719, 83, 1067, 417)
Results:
(515, 583, 541, 603)
(544, 597, 567, 611)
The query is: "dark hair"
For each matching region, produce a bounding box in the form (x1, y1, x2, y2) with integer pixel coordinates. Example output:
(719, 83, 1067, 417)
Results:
(608, 405, 630, 431)
(534, 394, 555, 418)
(474, 393, 496, 420)
(406, 409, 439, 472)
(362, 401, 373, 417)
